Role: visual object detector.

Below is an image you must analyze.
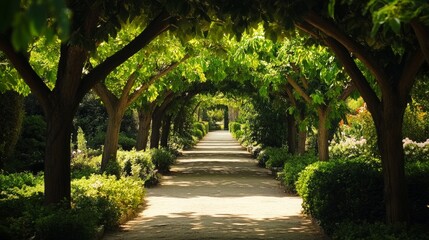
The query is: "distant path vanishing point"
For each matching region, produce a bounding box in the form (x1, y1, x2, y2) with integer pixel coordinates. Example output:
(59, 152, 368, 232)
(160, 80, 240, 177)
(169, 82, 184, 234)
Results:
(104, 130, 325, 240)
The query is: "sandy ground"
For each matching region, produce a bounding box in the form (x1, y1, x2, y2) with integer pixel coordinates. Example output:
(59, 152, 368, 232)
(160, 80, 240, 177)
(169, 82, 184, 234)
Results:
(103, 131, 325, 240)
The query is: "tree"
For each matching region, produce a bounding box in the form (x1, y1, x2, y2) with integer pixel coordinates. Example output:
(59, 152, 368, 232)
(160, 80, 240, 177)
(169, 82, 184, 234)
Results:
(293, 0, 427, 223)
(92, 31, 189, 171)
(278, 37, 355, 161)
(0, 1, 178, 205)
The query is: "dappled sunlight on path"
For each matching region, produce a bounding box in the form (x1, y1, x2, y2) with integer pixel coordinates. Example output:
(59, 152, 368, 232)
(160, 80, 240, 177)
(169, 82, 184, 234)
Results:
(104, 131, 325, 239)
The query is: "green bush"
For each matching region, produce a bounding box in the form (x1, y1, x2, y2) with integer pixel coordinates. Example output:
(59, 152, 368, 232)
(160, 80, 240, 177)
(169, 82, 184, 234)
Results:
(116, 150, 159, 186)
(150, 148, 176, 174)
(72, 174, 145, 229)
(332, 222, 429, 240)
(34, 207, 98, 240)
(193, 122, 207, 135)
(192, 128, 204, 140)
(12, 115, 46, 172)
(296, 159, 384, 234)
(229, 122, 241, 134)
(406, 161, 429, 223)
(280, 153, 317, 193)
(118, 132, 136, 151)
(0, 172, 146, 239)
(264, 147, 289, 169)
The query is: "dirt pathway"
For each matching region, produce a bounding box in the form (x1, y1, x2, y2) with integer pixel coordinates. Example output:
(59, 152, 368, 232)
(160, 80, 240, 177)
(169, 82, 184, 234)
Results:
(104, 131, 325, 239)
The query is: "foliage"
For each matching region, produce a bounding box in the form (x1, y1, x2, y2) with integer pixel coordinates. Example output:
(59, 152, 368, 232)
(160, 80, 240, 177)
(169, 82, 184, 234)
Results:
(116, 150, 159, 186)
(256, 147, 289, 169)
(296, 158, 429, 235)
(76, 127, 87, 153)
(280, 153, 317, 193)
(149, 148, 176, 174)
(72, 174, 145, 229)
(332, 222, 429, 240)
(12, 115, 46, 172)
(296, 159, 384, 234)
(402, 105, 429, 142)
(0, 91, 24, 167)
(193, 122, 207, 135)
(118, 132, 137, 151)
(329, 136, 371, 159)
(403, 138, 429, 163)
(229, 122, 241, 134)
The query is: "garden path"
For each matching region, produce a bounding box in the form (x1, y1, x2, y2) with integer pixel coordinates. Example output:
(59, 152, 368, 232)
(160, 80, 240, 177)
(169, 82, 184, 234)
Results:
(103, 130, 325, 239)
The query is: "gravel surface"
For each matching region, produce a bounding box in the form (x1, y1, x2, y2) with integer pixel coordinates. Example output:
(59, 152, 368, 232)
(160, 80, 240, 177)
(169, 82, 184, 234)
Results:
(103, 131, 326, 240)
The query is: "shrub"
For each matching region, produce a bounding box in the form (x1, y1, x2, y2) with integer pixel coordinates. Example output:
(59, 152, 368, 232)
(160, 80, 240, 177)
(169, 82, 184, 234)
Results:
(280, 153, 317, 193)
(332, 222, 429, 240)
(118, 132, 136, 151)
(406, 161, 429, 223)
(403, 138, 429, 163)
(193, 122, 207, 135)
(0, 172, 146, 238)
(296, 159, 384, 234)
(229, 122, 241, 134)
(192, 128, 204, 140)
(116, 150, 159, 186)
(329, 136, 371, 159)
(34, 207, 98, 240)
(12, 115, 46, 172)
(264, 147, 289, 169)
(150, 148, 176, 174)
(72, 174, 145, 229)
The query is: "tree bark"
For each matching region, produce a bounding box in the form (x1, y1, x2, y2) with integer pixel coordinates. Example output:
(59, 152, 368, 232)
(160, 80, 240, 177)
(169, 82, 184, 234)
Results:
(317, 107, 329, 161)
(100, 111, 124, 172)
(136, 106, 154, 151)
(44, 107, 74, 205)
(160, 114, 172, 148)
(297, 128, 307, 154)
(287, 114, 297, 154)
(374, 94, 409, 223)
(150, 108, 164, 149)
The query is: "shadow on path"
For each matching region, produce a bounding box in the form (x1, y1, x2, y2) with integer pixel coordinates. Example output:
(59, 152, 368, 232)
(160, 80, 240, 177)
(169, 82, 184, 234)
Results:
(104, 131, 325, 240)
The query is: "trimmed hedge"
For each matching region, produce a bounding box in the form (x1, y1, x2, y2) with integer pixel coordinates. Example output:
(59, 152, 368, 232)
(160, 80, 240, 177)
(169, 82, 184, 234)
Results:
(279, 153, 317, 193)
(296, 158, 429, 235)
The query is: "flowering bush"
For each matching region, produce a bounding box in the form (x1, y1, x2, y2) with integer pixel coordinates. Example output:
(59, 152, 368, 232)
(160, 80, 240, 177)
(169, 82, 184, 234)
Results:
(403, 138, 429, 163)
(329, 136, 371, 159)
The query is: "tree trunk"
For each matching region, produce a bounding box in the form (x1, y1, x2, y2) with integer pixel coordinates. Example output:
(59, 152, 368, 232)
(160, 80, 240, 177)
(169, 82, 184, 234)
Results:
(100, 111, 124, 172)
(374, 96, 408, 223)
(317, 107, 329, 161)
(150, 109, 164, 149)
(160, 114, 172, 148)
(44, 108, 74, 205)
(287, 114, 297, 154)
(136, 108, 153, 151)
(297, 128, 306, 154)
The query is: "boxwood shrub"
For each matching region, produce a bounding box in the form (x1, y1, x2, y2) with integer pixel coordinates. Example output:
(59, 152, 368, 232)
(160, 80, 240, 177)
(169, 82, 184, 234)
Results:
(280, 153, 317, 193)
(296, 158, 429, 236)
(296, 158, 384, 234)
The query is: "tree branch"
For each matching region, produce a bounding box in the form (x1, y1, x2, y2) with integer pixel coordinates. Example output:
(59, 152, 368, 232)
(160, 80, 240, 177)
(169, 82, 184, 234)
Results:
(93, 82, 119, 114)
(127, 54, 190, 105)
(303, 11, 389, 91)
(79, 10, 174, 99)
(398, 50, 424, 103)
(0, 34, 52, 112)
(324, 37, 381, 117)
(120, 63, 144, 101)
(286, 75, 312, 103)
(410, 20, 429, 65)
(338, 83, 356, 101)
